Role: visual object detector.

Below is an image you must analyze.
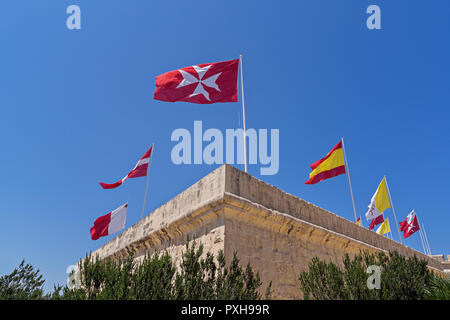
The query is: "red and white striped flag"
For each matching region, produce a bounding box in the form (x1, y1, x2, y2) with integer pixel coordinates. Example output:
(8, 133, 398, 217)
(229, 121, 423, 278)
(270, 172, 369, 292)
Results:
(99, 146, 153, 189)
(90, 203, 128, 240)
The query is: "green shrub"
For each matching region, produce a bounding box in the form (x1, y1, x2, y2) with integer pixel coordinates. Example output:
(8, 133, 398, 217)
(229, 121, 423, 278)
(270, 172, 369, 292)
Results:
(0, 260, 45, 300)
(54, 241, 269, 300)
(299, 251, 440, 300)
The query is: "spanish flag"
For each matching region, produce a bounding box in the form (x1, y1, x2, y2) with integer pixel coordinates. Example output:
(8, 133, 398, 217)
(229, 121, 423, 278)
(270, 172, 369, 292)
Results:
(305, 141, 346, 184)
(356, 217, 362, 227)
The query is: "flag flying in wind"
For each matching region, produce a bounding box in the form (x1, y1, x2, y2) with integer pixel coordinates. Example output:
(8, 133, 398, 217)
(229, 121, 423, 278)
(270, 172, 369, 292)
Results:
(399, 210, 420, 238)
(90, 203, 128, 240)
(376, 217, 391, 235)
(154, 59, 239, 104)
(365, 177, 391, 220)
(305, 141, 346, 184)
(356, 217, 362, 227)
(369, 214, 385, 230)
(99, 146, 153, 189)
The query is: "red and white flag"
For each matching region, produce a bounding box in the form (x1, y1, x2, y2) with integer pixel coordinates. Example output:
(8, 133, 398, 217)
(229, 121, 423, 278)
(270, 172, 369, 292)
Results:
(90, 203, 128, 240)
(99, 146, 153, 189)
(399, 210, 420, 238)
(154, 59, 239, 104)
(369, 214, 385, 230)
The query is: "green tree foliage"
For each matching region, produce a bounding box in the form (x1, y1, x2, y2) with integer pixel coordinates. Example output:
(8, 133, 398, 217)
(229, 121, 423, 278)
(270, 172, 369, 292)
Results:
(171, 242, 263, 299)
(298, 251, 445, 300)
(0, 260, 45, 300)
(424, 275, 450, 300)
(58, 249, 175, 300)
(54, 241, 269, 300)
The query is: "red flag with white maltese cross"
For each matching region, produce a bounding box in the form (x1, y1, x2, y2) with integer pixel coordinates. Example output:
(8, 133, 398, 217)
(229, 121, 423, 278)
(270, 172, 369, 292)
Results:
(99, 146, 153, 189)
(399, 210, 420, 238)
(154, 59, 239, 104)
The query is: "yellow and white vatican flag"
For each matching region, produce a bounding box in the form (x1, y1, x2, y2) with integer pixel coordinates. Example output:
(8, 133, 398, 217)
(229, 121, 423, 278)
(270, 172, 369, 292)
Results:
(376, 218, 391, 235)
(365, 177, 391, 221)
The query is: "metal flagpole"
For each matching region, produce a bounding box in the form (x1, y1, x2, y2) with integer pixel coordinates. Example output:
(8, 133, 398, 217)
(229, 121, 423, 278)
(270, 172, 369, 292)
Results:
(421, 223, 431, 255)
(418, 227, 428, 254)
(341, 138, 358, 222)
(239, 54, 247, 173)
(416, 211, 429, 255)
(384, 176, 403, 244)
(141, 143, 154, 219)
(422, 223, 432, 255)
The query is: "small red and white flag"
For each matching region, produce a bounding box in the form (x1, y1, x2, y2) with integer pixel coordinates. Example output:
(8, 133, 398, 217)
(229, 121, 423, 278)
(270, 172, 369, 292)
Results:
(399, 210, 420, 238)
(154, 59, 239, 104)
(369, 214, 385, 230)
(90, 203, 128, 240)
(99, 146, 153, 189)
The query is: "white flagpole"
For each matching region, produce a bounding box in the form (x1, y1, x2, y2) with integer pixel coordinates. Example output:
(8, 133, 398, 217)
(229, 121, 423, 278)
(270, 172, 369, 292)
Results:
(141, 143, 154, 219)
(415, 211, 429, 255)
(418, 227, 428, 254)
(341, 138, 358, 222)
(421, 223, 432, 255)
(239, 54, 247, 173)
(422, 220, 432, 255)
(384, 176, 403, 244)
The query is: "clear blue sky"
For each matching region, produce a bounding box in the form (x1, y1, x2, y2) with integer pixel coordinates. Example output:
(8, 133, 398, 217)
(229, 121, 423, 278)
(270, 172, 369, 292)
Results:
(1, 1, 449, 291)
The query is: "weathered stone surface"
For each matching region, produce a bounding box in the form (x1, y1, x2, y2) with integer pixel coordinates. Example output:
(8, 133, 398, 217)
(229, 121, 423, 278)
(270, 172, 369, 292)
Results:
(90, 166, 227, 261)
(89, 164, 447, 299)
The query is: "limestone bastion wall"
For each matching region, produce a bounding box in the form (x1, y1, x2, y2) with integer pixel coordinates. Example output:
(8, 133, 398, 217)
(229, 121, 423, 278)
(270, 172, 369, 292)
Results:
(88, 165, 445, 299)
